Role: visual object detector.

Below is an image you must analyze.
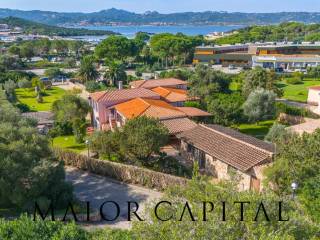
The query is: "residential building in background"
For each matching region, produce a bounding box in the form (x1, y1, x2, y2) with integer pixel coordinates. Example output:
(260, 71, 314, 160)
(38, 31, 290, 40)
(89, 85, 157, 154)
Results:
(194, 42, 320, 71)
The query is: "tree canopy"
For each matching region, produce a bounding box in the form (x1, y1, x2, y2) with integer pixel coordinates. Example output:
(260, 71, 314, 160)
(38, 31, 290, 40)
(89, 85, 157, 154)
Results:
(78, 55, 100, 82)
(0, 91, 72, 210)
(188, 64, 231, 102)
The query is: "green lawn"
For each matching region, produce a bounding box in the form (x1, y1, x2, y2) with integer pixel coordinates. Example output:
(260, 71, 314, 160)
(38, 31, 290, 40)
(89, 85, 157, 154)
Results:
(235, 120, 275, 140)
(15, 87, 66, 112)
(277, 78, 320, 103)
(52, 135, 86, 153)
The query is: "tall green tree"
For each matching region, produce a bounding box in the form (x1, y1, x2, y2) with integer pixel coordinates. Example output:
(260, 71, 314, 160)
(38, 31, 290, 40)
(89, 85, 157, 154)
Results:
(207, 92, 245, 126)
(188, 64, 231, 102)
(119, 117, 169, 164)
(0, 92, 72, 210)
(241, 67, 281, 97)
(52, 94, 90, 142)
(95, 35, 135, 61)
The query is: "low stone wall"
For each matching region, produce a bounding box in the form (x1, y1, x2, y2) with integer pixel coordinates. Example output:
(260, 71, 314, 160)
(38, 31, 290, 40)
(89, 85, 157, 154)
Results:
(278, 113, 306, 125)
(53, 148, 188, 191)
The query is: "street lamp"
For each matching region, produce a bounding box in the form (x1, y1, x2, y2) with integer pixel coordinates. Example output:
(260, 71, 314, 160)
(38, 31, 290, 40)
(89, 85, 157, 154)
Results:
(291, 182, 298, 199)
(85, 139, 90, 158)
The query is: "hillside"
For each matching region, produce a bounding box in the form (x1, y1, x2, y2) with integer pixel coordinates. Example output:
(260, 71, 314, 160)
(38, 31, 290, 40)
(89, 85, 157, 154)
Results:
(1, 8, 320, 26)
(0, 17, 115, 36)
(215, 22, 320, 44)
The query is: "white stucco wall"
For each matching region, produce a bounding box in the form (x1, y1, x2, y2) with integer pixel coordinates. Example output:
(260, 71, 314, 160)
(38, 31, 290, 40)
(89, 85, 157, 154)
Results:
(307, 89, 320, 105)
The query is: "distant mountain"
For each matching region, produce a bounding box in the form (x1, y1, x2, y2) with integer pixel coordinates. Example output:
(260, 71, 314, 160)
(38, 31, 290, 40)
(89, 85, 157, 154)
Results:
(1, 8, 320, 26)
(0, 17, 115, 36)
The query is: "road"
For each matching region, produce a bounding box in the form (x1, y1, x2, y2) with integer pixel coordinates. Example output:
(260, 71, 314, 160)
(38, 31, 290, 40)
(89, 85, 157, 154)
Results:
(65, 167, 162, 229)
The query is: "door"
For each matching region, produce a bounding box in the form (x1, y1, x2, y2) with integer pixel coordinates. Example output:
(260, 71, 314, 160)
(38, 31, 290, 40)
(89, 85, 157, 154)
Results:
(250, 176, 260, 192)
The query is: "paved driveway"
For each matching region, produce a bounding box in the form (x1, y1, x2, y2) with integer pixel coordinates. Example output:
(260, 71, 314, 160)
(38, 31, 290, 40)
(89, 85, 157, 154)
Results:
(65, 167, 162, 229)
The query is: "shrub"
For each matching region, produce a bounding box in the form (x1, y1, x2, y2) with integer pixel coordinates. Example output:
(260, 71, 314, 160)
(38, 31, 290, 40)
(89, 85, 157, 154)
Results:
(0, 215, 87, 240)
(16, 103, 30, 112)
(276, 102, 319, 119)
(17, 78, 32, 88)
(286, 77, 303, 85)
(85, 81, 102, 93)
(264, 122, 289, 142)
(243, 88, 276, 123)
(184, 101, 202, 109)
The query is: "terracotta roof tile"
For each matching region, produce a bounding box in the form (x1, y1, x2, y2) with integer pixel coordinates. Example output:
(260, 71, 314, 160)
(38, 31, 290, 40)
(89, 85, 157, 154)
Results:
(114, 98, 186, 120)
(129, 78, 187, 89)
(161, 118, 197, 135)
(151, 87, 189, 102)
(177, 124, 275, 172)
(177, 107, 212, 117)
(89, 88, 160, 103)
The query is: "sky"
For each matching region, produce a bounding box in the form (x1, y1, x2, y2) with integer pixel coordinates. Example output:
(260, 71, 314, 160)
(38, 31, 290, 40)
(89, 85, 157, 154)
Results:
(1, 0, 320, 13)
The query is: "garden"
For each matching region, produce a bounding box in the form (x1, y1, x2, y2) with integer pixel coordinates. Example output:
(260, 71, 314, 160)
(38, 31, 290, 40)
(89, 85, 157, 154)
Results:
(15, 86, 66, 111)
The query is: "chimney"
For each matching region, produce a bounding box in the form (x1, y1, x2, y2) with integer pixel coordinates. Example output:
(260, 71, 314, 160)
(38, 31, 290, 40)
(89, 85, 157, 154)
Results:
(118, 81, 123, 90)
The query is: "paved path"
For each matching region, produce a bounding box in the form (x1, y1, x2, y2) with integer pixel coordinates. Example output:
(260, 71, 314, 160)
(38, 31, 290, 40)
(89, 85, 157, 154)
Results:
(65, 167, 162, 229)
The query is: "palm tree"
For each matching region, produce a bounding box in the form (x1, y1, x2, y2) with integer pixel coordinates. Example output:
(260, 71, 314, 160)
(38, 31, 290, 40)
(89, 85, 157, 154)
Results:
(78, 55, 100, 82)
(104, 60, 127, 86)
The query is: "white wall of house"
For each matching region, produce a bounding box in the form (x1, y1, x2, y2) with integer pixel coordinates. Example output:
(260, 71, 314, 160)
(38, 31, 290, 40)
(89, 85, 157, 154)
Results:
(307, 89, 320, 105)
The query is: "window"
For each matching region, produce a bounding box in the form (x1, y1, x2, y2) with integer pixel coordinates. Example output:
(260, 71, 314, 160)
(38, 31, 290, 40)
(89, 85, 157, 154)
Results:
(187, 144, 193, 153)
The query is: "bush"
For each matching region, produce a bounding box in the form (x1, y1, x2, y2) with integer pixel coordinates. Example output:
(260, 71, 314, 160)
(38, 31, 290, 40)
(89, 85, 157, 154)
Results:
(264, 122, 288, 142)
(276, 102, 319, 119)
(184, 101, 202, 109)
(17, 78, 32, 88)
(286, 77, 303, 85)
(0, 215, 87, 240)
(85, 81, 103, 93)
(16, 103, 30, 112)
(243, 88, 276, 123)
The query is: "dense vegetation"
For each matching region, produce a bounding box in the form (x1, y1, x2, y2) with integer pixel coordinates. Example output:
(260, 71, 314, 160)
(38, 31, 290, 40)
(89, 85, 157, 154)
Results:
(0, 17, 115, 36)
(0, 90, 72, 212)
(216, 22, 320, 44)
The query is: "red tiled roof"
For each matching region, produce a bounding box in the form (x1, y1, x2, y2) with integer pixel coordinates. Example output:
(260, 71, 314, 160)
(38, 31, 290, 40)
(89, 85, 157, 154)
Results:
(114, 98, 186, 120)
(177, 124, 275, 172)
(89, 88, 160, 103)
(129, 78, 187, 89)
(309, 86, 320, 91)
(176, 107, 212, 117)
(151, 87, 188, 102)
(161, 118, 197, 135)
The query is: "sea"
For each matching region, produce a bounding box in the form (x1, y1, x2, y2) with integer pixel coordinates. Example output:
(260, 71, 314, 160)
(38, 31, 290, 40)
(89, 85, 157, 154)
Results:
(70, 25, 243, 42)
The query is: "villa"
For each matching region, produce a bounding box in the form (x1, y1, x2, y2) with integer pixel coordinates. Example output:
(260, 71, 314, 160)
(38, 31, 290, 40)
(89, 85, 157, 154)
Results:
(177, 124, 275, 192)
(89, 88, 160, 130)
(89, 78, 209, 133)
(110, 97, 210, 135)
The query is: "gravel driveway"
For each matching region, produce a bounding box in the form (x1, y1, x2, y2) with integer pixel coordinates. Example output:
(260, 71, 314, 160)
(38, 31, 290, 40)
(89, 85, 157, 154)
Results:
(65, 167, 162, 229)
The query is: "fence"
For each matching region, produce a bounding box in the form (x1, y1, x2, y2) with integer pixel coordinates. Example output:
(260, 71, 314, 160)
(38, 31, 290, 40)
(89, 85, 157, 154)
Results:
(53, 148, 188, 191)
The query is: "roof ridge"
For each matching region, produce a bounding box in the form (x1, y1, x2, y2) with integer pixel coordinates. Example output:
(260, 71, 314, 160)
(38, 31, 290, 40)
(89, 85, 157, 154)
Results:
(200, 124, 273, 155)
(138, 98, 152, 116)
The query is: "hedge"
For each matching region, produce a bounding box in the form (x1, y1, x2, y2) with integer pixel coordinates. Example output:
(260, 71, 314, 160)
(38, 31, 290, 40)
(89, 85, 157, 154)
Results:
(53, 148, 188, 191)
